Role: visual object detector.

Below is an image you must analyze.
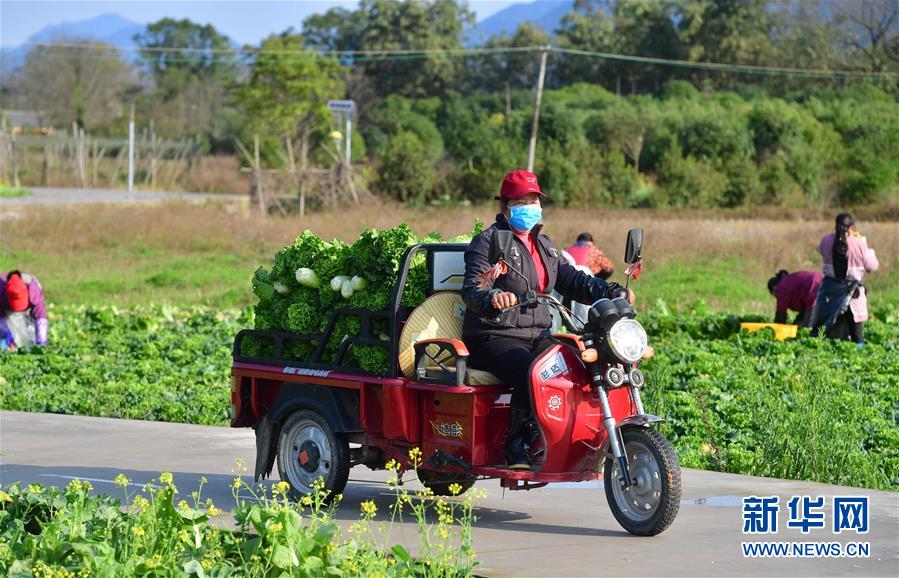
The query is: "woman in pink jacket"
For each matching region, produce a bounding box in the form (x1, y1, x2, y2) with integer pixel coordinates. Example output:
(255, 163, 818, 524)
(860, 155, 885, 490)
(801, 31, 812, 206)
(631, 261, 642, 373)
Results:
(0, 271, 48, 348)
(811, 213, 879, 345)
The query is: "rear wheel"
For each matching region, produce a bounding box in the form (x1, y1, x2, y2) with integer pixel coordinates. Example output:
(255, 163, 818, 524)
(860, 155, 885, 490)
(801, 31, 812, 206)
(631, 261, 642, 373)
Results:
(604, 427, 681, 536)
(277, 410, 350, 501)
(417, 469, 476, 496)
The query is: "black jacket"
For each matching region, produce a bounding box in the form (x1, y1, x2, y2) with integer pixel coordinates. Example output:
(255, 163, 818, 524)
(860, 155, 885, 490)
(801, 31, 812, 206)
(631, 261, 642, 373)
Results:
(461, 215, 615, 341)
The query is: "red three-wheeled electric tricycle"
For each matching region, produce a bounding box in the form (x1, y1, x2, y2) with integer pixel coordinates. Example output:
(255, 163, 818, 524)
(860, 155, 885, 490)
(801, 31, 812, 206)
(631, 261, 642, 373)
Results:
(230, 229, 681, 536)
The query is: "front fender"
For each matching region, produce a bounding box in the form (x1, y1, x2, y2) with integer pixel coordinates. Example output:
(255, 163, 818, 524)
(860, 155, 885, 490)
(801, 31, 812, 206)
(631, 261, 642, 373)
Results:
(618, 414, 665, 428)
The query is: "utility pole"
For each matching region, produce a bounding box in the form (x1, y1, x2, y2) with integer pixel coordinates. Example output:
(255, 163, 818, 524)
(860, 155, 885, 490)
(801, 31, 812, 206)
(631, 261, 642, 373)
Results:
(526, 46, 550, 172)
(127, 104, 135, 196)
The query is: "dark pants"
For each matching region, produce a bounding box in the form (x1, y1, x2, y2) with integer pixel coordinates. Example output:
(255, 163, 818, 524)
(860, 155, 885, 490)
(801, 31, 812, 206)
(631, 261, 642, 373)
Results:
(829, 310, 864, 343)
(777, 309, 812, 327)
(466, 334, 557, 411)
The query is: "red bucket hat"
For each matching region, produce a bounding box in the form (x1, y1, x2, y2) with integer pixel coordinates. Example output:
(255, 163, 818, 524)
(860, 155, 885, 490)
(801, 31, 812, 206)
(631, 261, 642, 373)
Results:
(496, 169, 545, 200)
(6, 274, 29, 312)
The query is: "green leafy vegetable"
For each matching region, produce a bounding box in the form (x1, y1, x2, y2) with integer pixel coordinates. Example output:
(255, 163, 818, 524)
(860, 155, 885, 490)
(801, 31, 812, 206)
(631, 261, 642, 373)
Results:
(249, 223, 482, 374)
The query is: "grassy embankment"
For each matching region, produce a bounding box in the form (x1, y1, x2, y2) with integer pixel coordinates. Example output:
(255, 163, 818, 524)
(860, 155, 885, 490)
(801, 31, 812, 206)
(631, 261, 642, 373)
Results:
(0, 185, 32, 197)
(2, 202, 897, 316)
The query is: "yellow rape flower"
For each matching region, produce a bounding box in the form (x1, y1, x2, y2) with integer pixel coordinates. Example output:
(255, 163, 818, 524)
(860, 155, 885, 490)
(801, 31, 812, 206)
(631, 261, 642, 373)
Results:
(0, 491, 12, 504)
(448, 483, 463, 496)
(132, 527, 146, 538)
(132, 496, 149, 513)
(275, 481, 291, 495)
(159, 472, 174, 486)
(207, 505, 222, 517)
(361, 500, 377, 517)
(113, 474, 129, 488)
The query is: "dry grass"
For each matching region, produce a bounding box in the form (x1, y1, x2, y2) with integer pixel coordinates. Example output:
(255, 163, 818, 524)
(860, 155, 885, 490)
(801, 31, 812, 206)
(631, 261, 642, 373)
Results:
(186, 155, 251, 193)
(11, 151, 251, 194)
(1, 200, 896, 313)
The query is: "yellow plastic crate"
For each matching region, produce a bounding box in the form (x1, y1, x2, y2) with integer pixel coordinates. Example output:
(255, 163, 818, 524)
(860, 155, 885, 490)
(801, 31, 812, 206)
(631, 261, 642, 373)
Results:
(739, 322, 798, 341)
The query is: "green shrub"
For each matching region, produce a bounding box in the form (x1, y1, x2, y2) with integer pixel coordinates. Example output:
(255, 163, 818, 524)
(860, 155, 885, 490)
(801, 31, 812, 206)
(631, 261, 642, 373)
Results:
(655, 145, 729, 207)
(377, 131, 435, 204)
(363, 95, 444, 163)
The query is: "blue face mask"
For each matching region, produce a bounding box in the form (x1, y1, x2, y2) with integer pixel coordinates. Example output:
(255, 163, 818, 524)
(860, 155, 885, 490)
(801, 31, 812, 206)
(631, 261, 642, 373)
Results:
(508, 204, 542, 232)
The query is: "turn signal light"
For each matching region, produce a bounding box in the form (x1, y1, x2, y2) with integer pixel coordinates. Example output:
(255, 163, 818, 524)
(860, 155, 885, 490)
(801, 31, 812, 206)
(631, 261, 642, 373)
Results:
(580, 348, 598, 363)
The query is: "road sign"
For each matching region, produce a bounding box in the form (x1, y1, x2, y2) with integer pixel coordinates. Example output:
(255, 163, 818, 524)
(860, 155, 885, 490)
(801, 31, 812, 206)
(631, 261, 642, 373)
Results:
(328, 100, 356, 114)
(327, 101, 356, 166)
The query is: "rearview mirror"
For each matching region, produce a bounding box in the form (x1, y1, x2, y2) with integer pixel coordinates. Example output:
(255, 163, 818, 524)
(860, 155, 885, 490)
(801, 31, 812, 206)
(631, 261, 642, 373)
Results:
(625, 228, 644, 264)
(490, 230, 514, 264)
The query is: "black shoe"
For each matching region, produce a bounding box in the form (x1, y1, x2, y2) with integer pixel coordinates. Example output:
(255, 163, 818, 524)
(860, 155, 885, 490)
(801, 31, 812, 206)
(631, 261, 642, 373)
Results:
(505, 433, 532, 470)
(523, 419, 540, 444)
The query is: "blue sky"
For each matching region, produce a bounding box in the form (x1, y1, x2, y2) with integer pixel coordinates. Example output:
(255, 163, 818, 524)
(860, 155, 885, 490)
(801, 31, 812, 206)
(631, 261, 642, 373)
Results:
(0, 0, 520, 47)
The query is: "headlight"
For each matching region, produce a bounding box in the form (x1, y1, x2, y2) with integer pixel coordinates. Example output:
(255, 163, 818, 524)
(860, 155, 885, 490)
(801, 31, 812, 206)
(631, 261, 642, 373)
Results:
(607, 318, 648, 363)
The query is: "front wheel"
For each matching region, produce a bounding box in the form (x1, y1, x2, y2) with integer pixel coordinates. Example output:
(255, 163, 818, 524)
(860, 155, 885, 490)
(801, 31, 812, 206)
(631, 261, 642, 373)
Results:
(604, 427, 681, 536)
(277, 410, 350, 501)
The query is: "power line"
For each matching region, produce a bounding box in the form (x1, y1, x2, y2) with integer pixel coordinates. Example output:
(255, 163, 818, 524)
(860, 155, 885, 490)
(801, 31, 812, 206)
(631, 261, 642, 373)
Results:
(17, 41, 899, 80)
(21, 41, 539, 57)
(556, 47, 896, 80)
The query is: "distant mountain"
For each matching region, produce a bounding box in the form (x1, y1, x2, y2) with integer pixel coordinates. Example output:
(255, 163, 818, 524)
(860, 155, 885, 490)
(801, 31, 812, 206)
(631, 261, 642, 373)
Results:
(27, 13, 144, 45)
(1, 13, 144, 78)
(466, 0, 575, 46)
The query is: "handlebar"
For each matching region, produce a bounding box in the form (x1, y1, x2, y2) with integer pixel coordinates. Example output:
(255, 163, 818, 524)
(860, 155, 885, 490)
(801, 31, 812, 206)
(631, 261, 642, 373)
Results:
(501, 293, 586, 333)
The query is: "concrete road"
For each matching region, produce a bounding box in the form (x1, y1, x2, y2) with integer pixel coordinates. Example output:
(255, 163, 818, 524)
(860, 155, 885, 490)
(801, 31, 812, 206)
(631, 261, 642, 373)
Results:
(1, 412, 896, 577)
(1, 186, 245, 206)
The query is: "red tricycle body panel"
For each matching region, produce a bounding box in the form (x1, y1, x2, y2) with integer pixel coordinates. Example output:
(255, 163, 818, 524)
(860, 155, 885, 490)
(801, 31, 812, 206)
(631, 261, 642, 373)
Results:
(232, 345, 636, 478)
(530, 344, 637, 474)
(416, 385, 510, 467)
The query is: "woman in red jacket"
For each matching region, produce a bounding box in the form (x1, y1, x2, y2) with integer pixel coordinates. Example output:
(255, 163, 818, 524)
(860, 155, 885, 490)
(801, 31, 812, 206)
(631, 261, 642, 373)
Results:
(767, 270, 823, 327)
(461, 170, 633, 469)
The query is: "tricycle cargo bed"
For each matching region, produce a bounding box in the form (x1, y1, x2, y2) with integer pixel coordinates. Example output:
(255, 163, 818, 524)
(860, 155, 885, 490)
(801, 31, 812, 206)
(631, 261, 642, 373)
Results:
(231, 359, 513, 469)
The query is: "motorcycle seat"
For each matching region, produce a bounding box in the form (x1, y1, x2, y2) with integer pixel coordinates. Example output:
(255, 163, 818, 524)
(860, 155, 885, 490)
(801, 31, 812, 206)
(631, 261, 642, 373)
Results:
(398, 292, 502, 386)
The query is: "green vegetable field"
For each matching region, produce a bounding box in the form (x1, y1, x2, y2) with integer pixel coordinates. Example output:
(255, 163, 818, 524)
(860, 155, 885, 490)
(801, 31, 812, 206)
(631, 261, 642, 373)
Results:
(2, 304, 896, 490)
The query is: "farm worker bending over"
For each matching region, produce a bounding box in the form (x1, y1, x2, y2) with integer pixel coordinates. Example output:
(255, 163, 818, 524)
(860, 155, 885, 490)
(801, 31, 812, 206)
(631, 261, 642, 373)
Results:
(460, 169, 633, 470)
(767, 270, 823, 327)
(811, 213, 879, 346)
(564, 232, 615, 280)
(0, 271, 48, 349)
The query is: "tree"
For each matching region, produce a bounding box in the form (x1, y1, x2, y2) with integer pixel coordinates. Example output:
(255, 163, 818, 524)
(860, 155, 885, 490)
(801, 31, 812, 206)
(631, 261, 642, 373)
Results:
(763, 0, 845, 94)
(834, 0, 899, 74)
(303, 0, 474, 99)
(133, 19, 237, 144)
(470, 23, 552, 94)
(13, 40, 133, 130)
(134, 18, 235, 99)
(676, 0, 775, 87)
(555, 0, 622, 89)
(556, 0, 685, 93)
(236, 32, 345, 167)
